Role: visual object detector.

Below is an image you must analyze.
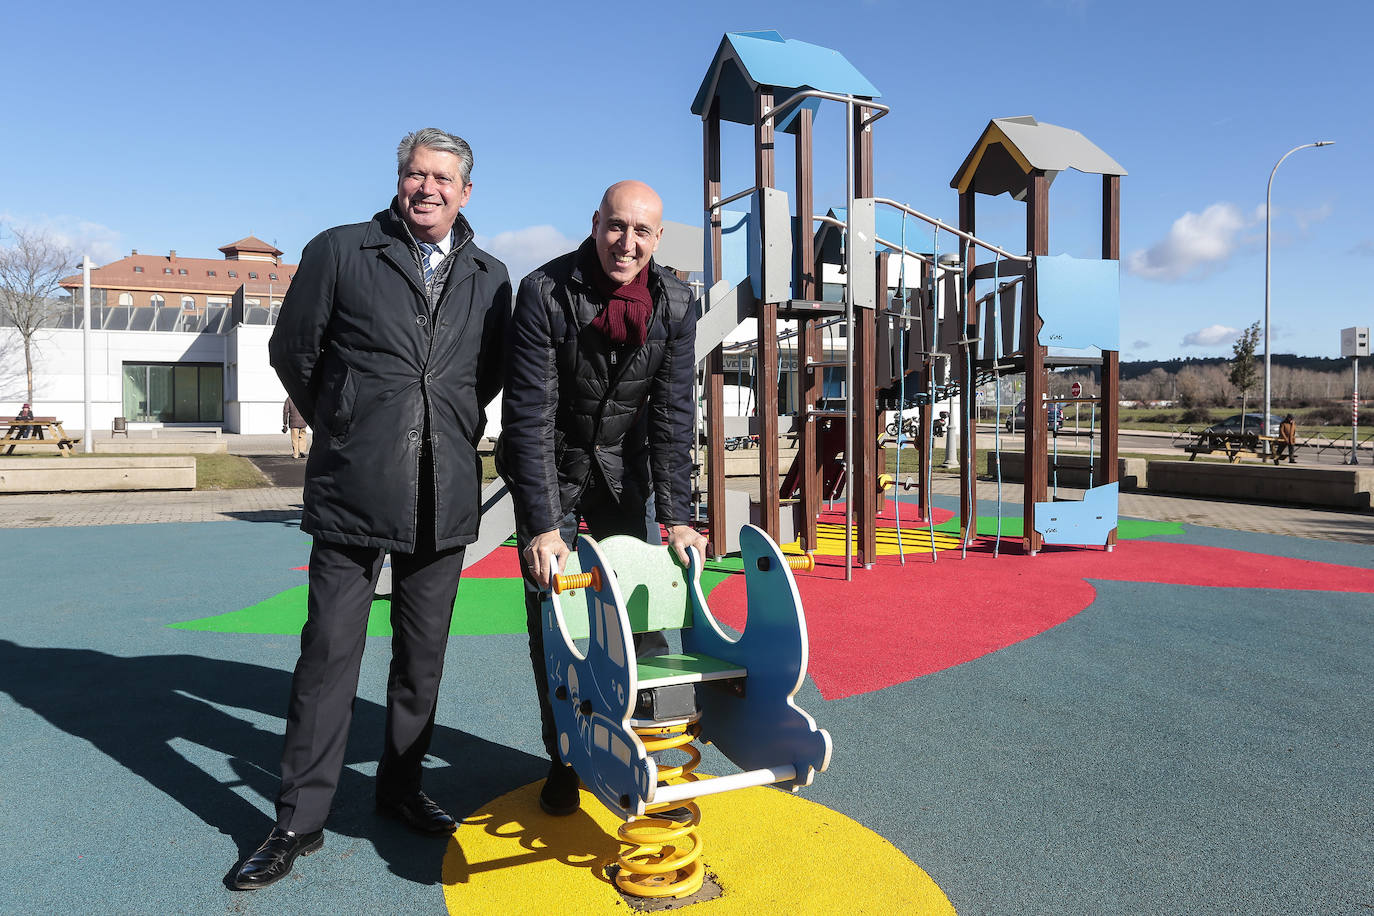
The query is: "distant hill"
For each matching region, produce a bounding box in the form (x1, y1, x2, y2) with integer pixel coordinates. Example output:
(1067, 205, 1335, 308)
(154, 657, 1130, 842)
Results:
(1122, 355, 1371, 380)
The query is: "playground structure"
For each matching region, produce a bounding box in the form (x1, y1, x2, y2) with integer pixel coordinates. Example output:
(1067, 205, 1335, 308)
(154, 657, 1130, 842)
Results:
(690, 30, 1125, 570)
(459, 31, 1125, 578)
(543, 526, 830, 899)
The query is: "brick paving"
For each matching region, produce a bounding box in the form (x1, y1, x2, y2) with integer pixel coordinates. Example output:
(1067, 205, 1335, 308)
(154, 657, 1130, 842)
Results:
(1, 430, 1370, 544)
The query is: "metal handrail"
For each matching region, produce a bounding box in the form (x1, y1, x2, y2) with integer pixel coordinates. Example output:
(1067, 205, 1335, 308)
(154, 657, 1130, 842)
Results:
(760, 88, 891, 131)
(873, 198, 1031, 263)
(971, 275, 1024, 309)
(706, 186, 760, 213)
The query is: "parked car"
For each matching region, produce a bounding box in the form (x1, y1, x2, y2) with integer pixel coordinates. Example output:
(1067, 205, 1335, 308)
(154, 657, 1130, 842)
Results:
(1006, 400, 1064, 433)
(1203, 413, 1283, 436)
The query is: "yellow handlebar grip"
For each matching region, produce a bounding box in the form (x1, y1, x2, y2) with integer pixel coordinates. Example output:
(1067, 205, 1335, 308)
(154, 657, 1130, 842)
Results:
(553, 567, 601, 594)
(787, 553, 816, 573)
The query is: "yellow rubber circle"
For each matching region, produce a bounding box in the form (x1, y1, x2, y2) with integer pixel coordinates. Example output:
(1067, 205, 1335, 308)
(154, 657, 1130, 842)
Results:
(442, 780, 954, 915)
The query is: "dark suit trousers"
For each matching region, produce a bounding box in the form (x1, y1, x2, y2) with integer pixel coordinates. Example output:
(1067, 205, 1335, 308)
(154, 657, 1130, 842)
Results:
(275, 537, 466, 833)
(520, 485, 667, 762)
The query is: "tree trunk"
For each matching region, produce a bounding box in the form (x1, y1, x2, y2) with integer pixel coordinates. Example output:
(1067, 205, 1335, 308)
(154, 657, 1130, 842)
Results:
(24, 336, 34, 404)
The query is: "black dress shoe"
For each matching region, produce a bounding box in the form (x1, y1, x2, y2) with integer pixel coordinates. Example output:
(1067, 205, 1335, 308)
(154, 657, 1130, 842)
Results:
(228, 827, 324, 890)
(376, 790, 457, 835)
(539, 761, 581, 816)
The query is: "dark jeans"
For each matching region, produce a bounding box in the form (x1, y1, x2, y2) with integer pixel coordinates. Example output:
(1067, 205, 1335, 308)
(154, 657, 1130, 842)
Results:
(519, 485, 666, 762)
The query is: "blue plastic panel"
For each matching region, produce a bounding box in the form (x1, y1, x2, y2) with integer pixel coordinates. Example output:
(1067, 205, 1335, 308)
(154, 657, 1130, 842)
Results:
(709, 208, 751, 295)
(1034, 481, 1119, 547)
(682, 526, 832, 791)
(1035, 255, 1119, 352)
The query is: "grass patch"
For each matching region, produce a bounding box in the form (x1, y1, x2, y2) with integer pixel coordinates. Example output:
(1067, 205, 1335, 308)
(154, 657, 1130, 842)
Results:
(196, 453, 270, 489)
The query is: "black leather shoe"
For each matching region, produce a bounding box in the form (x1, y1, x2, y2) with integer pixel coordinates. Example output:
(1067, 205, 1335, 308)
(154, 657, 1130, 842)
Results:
(539, 761, 581, 816)
(376, 790, 457, 835)
(228, 827, 324, 890)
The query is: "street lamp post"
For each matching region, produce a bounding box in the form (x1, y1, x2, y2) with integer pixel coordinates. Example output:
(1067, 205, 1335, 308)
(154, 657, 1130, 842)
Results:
(1264, 141, 1333, 435)
(80, 255, 93, 453)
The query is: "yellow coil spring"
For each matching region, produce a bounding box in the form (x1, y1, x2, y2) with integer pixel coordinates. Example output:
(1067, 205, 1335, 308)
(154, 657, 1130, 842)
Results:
(614, 720, 705, 899)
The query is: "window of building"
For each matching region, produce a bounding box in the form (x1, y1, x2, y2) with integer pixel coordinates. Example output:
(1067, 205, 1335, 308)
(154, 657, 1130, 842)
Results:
(248, 272, 258, 279)
(178, 268, 188, 275)
(133, 266, 144, 273)
(269, 273, 278, 280)
(150, 294, 165, 308)
(121, 362, 224, 424)
(118, 293, 133, 307)
(207, 270, 216, 277)
(228, 270, 238, 278)
(163, 268, 172, 274)
(181, 297, 195, 310)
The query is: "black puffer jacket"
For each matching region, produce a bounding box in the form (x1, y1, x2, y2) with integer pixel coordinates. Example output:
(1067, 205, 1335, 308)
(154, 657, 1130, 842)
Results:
(269, 204, 509, 552)
(497, 239, 696, 538)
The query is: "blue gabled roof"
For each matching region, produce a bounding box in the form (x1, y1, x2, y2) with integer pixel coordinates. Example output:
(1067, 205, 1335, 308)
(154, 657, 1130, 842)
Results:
(691, 31, 881, 133)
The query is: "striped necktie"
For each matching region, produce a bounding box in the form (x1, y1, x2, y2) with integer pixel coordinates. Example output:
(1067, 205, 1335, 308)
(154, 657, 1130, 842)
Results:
(420, 242, 441, 288)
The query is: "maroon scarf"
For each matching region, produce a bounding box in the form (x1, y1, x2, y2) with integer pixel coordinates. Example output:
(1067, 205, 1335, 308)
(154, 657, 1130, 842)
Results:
(589, 261, 652, 346)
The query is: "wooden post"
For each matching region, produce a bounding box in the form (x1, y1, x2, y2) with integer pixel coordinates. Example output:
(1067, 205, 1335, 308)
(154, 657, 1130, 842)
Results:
(1023, 170, 1049, 554)
(754, 87, 780, 540)
(794, 108, 821, 550)
(917, 259, 933, 521)
(958, 190, 978, 540)
(703, 100, 726, 558)
(853, 102, 878, 566)
(1099, 174, 1121, 547)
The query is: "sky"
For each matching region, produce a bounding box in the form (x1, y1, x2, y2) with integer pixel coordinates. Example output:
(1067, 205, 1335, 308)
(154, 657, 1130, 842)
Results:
(1, 0, 1368, 361)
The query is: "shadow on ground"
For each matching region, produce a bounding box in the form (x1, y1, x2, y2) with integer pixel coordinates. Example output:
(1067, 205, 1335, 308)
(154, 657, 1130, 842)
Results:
(0, 639, 545, 886)
(248, 455, 309, 488)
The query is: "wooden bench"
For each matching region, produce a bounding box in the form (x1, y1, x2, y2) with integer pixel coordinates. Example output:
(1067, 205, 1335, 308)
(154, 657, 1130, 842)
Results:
(1184, 431, 1276, 463)
(2, 417, 81, 456)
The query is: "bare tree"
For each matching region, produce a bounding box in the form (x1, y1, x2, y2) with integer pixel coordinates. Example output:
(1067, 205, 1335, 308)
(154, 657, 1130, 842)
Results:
(1228, 321, 1261, 433)
(0, 226, 76, 404)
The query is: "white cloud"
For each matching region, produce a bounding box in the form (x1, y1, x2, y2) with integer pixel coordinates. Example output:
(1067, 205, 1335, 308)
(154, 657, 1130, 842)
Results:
(1293, 202, 1332, 232)
(0, 212, 123, 265)
(1349, 240, 1374, 258)
(476, 225, 578, 285)
(1131, 339, 1150, 350)
(1126, 202, 1251, 281)
(1181, 324, 1238, 348)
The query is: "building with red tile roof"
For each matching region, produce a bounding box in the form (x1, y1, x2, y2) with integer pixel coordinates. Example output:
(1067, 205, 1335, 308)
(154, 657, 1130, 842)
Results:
(58, 236, 295, 317)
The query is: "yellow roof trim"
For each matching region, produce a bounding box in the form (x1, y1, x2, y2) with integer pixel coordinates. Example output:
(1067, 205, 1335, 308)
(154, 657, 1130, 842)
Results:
(955, 123, 1033, 195)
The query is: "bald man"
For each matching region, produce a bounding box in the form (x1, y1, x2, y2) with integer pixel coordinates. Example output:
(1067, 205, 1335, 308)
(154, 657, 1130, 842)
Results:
(496, 181, 706, 816)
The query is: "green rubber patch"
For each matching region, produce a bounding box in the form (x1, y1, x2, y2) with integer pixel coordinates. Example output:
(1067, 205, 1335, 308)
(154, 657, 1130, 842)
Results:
(171, 569, 738, 637)
(932, 515, 1184, 539)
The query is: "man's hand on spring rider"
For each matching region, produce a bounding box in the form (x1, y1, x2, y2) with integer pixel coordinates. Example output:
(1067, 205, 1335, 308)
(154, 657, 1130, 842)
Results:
(666, 524, 708, 568)
(526, 530, 569, 590)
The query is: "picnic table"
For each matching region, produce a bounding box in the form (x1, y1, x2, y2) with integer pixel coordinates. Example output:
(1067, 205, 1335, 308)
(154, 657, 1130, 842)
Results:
(1182, 430, 1277, 463)
(2, 416, 82, 456)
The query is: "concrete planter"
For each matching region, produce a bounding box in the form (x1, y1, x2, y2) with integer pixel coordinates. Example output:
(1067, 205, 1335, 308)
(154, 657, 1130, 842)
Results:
(0, 457, 197, 493)
(1145, 461, 1373, 511)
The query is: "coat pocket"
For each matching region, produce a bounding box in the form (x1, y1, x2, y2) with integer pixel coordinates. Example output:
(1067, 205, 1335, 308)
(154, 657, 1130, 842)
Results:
(328, 364, 358, 440)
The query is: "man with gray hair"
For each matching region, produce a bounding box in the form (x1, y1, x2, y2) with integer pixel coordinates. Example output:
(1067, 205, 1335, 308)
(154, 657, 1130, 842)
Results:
(229, 128, 509, 890)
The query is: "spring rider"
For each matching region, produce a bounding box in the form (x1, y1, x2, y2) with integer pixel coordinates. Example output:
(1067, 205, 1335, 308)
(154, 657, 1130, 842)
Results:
(542, 524, 832, 900)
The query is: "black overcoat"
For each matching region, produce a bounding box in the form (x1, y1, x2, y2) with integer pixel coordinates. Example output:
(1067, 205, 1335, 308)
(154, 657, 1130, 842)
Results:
(269, 204, 509, 552)
(496, 239, 696, 539)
